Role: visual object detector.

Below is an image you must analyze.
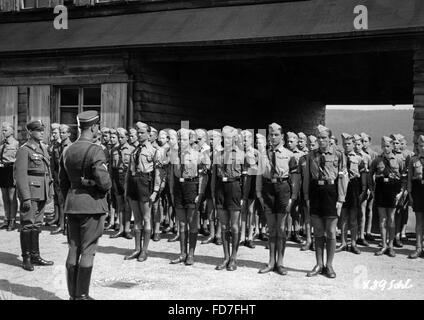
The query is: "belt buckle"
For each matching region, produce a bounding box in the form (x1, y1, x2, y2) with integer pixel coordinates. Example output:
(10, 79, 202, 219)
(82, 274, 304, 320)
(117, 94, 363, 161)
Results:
(271, 178, 277, 183)
(222, 177, 228, 182)
(0, 163, 3, 167)
(383, 178, 389, 183)
(328, 180, 334, 185)
(179, 178, 185, 183)
(318, 180, 325, 186)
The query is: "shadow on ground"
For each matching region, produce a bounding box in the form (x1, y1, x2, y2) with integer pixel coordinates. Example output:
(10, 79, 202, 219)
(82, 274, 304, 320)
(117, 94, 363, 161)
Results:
(0, 279, 62, 300)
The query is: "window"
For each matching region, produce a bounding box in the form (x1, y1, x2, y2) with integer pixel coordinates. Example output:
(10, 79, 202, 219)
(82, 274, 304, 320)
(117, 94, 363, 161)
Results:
(58, 86, 101, 141)
(20, 0, 62, 9)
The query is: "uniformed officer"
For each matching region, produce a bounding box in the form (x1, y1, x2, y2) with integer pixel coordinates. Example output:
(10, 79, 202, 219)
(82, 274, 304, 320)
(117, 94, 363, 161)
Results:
(369, 136, 406, 257)
(407, 135, 424, 259)
(0, 122, 19, 231)
(124, 122, 163, 262)
(303, 125, 348, 278)
(285, 132, 304, 244)
(47, 123, 61, 227)
(169, 128, 209, 265)
(15, 120, 54, 271)
(256, 124, 298, 275)
(336, 133, 367, 254)
(59, 110, 112, 300)
(392, 134, 412, 248)
(51, 124, 72, 235)
(212, 126, 245, 271)
(109, 128, 134, 239)
(361, 132, 378, 242)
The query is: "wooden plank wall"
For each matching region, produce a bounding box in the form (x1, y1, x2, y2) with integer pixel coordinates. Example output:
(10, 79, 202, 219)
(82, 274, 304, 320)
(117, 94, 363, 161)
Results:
(133, 60, 324, 134)
(413, 47, 424, 151)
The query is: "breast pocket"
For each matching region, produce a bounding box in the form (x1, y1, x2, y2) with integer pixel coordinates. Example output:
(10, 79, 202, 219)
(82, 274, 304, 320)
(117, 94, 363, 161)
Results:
(276, 154, 289, 174)
(29, 180, 42, 200)
(349, 158, 359, 173)
(29, 154, 42, 168)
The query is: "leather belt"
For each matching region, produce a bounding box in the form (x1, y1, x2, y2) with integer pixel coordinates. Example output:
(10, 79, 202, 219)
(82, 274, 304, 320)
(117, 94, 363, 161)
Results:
(220, 176, 240, 182)
(27, 171, 48, 176)
(178, 177, 199, 183)
(132, 172, 152, 177)
(376, 177, 399, 183)
(313, 179, 335, 185)
(264, 177, 289, 184)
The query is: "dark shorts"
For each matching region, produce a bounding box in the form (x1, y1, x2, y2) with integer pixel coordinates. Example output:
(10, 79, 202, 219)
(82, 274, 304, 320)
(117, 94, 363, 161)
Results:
(111, 168, 126, 196)
(310, 183, 338, 218)
(262, 180, 290, 215)
(412, 180, 424, 212)
(67, 214, 106, 256)
(375, 178, 401, 208)
(0, 165, 14, 188)
(343, 177, 361, 209)
(173, 180, 198, 209)
(243, 175, 257, 200)
(215, 180, 242, 211)
(127, 173, 153, 202)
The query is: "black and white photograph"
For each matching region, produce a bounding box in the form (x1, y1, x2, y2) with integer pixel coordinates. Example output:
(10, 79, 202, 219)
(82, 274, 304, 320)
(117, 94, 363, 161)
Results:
(0, 0, 423, 306)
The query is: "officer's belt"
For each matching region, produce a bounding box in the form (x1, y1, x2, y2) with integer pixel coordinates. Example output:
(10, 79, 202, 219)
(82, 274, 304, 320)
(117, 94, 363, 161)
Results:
(376, 177, 399, 183)
(178, 177, 199, 183)
(264, 177, 289, 184)
(312, 179, 335, 185)
(219, 176, 240, 182)
(27, 170, 49, 177)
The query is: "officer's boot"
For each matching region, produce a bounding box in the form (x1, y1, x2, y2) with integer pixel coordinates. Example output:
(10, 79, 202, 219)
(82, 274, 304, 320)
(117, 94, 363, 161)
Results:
(185, 232, 198, 266)
(20, 229, 34, 271)
(259, 236, 276, 274)
(7, 219, 15, 231)
(138, 229, 151, 262)
(276, 237, 288, 275)
(227, 231, 240, 271)
(124, 229, 141, 260)
(30, 228, 54, 266)
(66, 263, 78, 300)
(171, 230, 187, 264)
(215, 231, 230, 270)
(325, 238, 337, 278)
(307, 237, 325, 277)
(75, 266, 94, 300)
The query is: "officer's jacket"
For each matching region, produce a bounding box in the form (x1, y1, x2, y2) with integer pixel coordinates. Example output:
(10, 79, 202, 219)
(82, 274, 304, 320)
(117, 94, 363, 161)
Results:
(408, 155, 424, 193)
(0, 137, 19, 166)
(256, 143, 299, 200)
(14, 140, 52, 202)
(302, 146, 348, 203)
(168, 147, 209, 196)
(59, 137, 112, 214)
(110, 142, 134, 171)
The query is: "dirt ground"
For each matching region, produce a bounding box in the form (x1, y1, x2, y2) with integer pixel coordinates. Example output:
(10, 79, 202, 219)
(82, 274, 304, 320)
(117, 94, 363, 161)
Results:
(0, 205, 423, 300)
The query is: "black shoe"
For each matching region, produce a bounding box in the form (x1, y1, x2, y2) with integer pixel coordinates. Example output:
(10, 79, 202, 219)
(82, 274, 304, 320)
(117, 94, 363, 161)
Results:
(110, 231, 123, 239)
(0, 220, 9, 229)
(394, 238, 403, 248)
(350, 245, 361, 255)
(123, 232, 133, 240)
(185, 255, 194, 266)
(215, 259, 229, 270)
(31, 255, 54, 266)
(325, 265, 336, 278)
(170, 254, 187, 264)
(408, 249, 423, 259)
(202, 229, 210, 237)
(201, 235, 214, 244)
(51, 227, 64, 235)
(259, 264, 274, 274)
(7, 220, 15, 232)
(306, 265, 323, 277)
(275, 265, 288, 276)
(137, 251, 148, 262)
(261, 234, 269, 242)
(365, 233, 375, 241)
(245, 240, 255, 249)
(214, 237, 223, 246)
(168, 234, 180, 242)
(356, 238, 370, 247)
(75, 266, 93, 300)
(335, 244, 348, 253)
(310, 241, 315, 251)
(153, 233, 160, 242)
(291, 233, 303, 244)
(387, 247, 396, 257)
(104, 223, 114, 231)
(226, 258, 237, 271)
(375, 247, 388, 256)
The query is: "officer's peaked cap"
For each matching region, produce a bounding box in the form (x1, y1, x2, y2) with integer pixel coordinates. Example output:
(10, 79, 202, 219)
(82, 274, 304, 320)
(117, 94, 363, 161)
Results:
(26, 120, 45, 131)
(77, 111, 99, 128)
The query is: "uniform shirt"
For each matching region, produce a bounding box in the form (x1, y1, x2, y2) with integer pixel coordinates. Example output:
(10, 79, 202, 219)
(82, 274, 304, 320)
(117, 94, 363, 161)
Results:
(215, 147, 245, 179)
(128, 141, 159, 174)
(302, 146, 348, 202)
(172, 148, 210, 179)
(0, 137, 19, 165)
(14, 139, 51, 202)
(261, 143, 297, 179)
(369, 152, 406, 181)
(345, 150, 366, 179)
(59, 137, 112, 214)
(408, 155, 424, 195)
(363, 147, 378, 162)
(110, 142, 135, 171)
(289, 148, 306, 174)
(245, 146, 260, 176)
